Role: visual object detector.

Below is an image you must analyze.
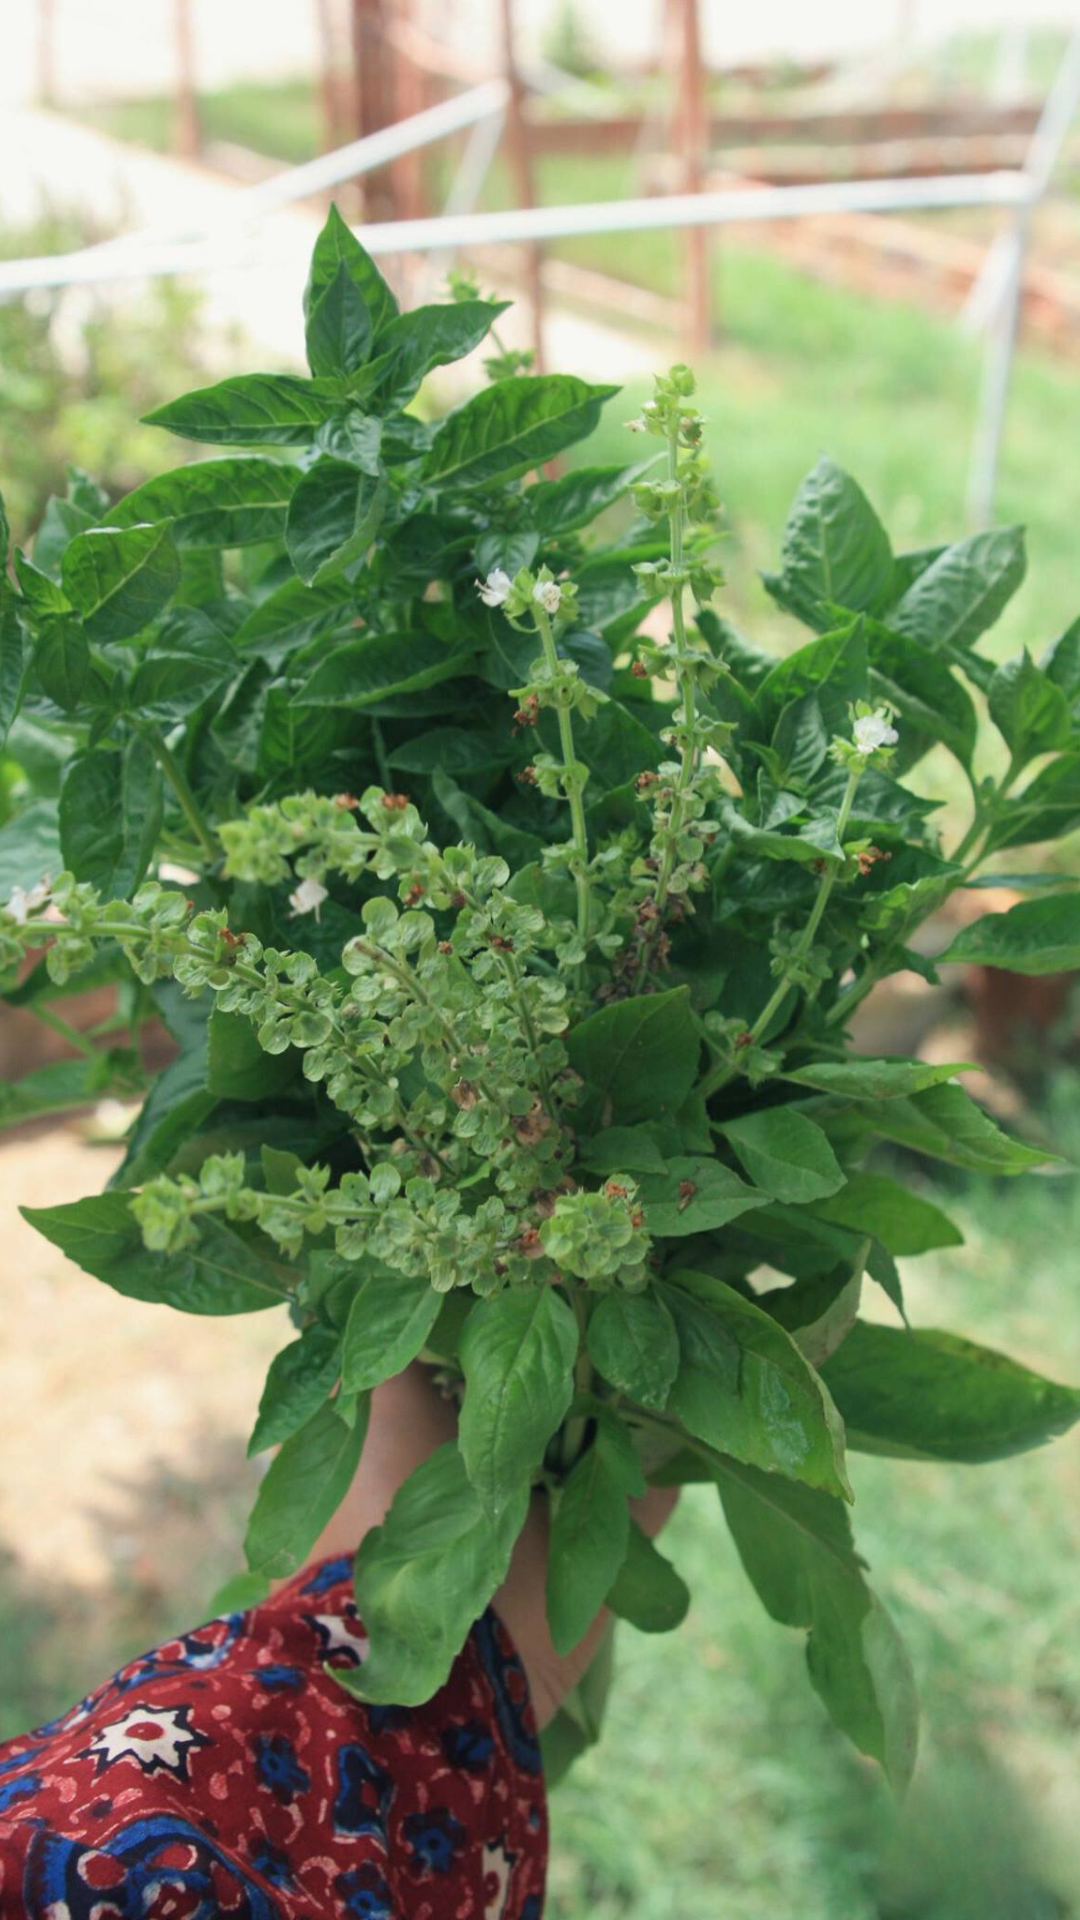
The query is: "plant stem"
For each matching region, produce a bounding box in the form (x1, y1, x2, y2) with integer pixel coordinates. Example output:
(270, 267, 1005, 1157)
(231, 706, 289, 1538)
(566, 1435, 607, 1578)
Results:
(533, 603, 591, 945)
(143, 725, 218, 864)
(33, 1002, 100, 1059)
(633, 423, 698, 990)
(702, 766, 862, 1095)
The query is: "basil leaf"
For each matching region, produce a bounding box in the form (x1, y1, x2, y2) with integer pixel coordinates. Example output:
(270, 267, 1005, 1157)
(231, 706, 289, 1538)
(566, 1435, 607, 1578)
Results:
(606, 1520, 690, 1634)
(244, 1396, 369, 1576)
(718, 1459, 918, 1791)
(459, 1285, 579, 1513)
(821, 1321, 1080, 1462)
(423, 374, 619, 490)
(340, 1262, 442, 1395)
(248, 1324, 342, 1455)
(344, 1441, 528, 1706)
(22, 1192, 284, 1315)
(586, 1288, 679, 1411)
(721, 1106, 846, 1204)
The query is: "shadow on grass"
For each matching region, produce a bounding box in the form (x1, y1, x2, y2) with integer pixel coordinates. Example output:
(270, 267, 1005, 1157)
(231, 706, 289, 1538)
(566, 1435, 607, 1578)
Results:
(0, 1433, 258, 1742)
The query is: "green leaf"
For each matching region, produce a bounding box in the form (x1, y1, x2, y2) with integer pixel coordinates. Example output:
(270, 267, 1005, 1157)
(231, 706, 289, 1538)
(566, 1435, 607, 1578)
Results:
(233, 573, 354, 665)
(525, 462, 645, 536)
(889, 526, 1026, 655)
(62, 524, 180, 641)
(661, 1273, 851, 1499)
(129, 611, 237, 720)
(244, 1397, 369, 1577)
(22, 1191, 284, 1314)
(721, 1107, 846, 1204)
(285, 458, 388, 586)
(305, 259, 374, 379)
(541, 1624, 615, 1785)
(717, 1459, 918, 1789)
(566, 986, 700, 1126)
(940, 892, 1080, 975)
(145, 373, 334, 446)
(369, 299, 509, 407)
(865, 617, 978, 769)
(58, 737, 163, 898)
(14, 549, 70, 618)
(114, 1045, 215, 1186)
(761, 458, 893, 628)
(345, 1441, 528, 1706)
(988, 752, 1080, 852)
(108, 458, 299, 548)
(638, 1156, 770, 1238)
(304, 204, 398, 349)
(0, 799, 61, 898)
(547, 1418, 641, 1655)
(0, 1056, 133, 1130)
(783, 1057, 973, 1100)
(754, 615, 868, 740)
(340, 1261, 442, 1395)
(812, 1172, 963, 1256)
(864, 1082, 1053, 1174)
(423, 374, 619, 490)
(248, 1323, 342, 1454)
(459, 1285, 579, 1513)
(295, 631, 473, 709)
(988, 650, 1071, 765)
(821, 1321, 1080, 1462)
(579, 1125, 669, 1175)
(386, 725, 515, 777)
(763, 1264, 864, 1369)
(34, 619, 90, 710)
(606, 1520, 690, 1634)
(0, 595, 28, 746)
(206, 1007, 297, 1101)
(586, 1287, 680, 1410)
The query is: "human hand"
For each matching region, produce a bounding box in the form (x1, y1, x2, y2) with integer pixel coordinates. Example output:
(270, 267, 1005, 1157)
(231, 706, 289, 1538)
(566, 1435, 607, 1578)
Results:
(304, 1362, 677, 1728)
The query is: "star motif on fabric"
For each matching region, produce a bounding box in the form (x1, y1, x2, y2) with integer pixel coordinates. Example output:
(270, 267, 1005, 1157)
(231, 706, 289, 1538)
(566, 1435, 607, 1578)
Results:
(303, 1611, 370, 1666)
(78, 1701, 210, 1779)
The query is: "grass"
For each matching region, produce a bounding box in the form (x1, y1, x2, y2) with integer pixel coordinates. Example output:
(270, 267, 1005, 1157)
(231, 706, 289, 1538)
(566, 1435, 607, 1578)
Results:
(78, 78, 321, 167)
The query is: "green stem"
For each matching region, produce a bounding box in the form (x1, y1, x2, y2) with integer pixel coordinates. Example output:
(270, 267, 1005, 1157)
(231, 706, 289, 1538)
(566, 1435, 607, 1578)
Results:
(534, 603, 591, 945)
(633, 424, 698, 990)
(560, 1286, 594, 1471)
(33, 1002, 100, 1059)
(143, 726, 218, 864)
(702, 766, 862, 1096)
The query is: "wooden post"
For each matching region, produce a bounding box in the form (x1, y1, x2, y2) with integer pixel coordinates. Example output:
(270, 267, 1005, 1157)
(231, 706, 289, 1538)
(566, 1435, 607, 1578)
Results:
(36, 0, 57, 106)
(173, 0, 201, 160)
(498, 0, 545, 372)
(673, 0, 711, 355)
(314, 0, 344, 152)
(350, 0, 397, 221)
(391, 0, 427, 227)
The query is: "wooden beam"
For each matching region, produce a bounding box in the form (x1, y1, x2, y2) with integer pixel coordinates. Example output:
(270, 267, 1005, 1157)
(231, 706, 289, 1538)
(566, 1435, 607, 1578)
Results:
(173, 0, 201, 160)
(350, 0, 397, 221)
(672, 0, 711, 354)
(314, 0, 345, 153)
(498, 0, 545, 371)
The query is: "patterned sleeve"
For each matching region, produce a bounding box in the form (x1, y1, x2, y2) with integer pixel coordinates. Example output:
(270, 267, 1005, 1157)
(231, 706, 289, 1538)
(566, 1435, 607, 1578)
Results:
(0, 1553, 547, 1919)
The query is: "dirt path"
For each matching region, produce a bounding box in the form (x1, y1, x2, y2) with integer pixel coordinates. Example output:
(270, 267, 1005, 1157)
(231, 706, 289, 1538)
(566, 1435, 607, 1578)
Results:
(0, 1124, 286, 1587)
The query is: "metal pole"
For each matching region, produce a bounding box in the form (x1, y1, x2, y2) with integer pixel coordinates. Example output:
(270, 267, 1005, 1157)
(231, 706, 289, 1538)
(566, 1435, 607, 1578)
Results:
(966, 29, 1080, 527)
(0, 169, 1033, 298)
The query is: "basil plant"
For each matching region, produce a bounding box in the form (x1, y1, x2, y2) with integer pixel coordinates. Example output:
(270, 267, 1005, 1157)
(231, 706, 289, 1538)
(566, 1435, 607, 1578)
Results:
(3, 207, 1079, 1789)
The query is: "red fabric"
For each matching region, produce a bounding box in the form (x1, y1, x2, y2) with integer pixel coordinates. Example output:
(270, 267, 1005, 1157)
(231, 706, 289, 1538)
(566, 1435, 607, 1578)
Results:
(0, 1554, 546, 1918)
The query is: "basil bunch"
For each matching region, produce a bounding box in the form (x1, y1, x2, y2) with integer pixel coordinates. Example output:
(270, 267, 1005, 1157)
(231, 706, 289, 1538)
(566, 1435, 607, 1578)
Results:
(3, 208, 1079, 1791)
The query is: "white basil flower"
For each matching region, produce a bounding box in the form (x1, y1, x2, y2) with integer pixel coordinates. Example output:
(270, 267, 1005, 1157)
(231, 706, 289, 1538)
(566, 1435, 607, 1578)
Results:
(5, 878, 51, 923)
(476, 568, 512, 608)
(289, 876, 328, 919)
(533, 578, 562, 616)
(852, 709, 899, 754)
